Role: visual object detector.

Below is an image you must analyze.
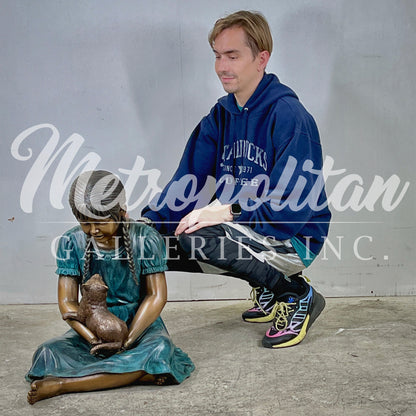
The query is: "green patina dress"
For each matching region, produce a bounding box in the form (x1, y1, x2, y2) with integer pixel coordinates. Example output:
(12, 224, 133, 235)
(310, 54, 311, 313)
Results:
(26, 222, 194, 384)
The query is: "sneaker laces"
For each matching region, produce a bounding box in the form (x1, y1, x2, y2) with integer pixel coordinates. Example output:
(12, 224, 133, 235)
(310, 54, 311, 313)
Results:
(249, 287, 260, 303)
(249, 287, 274, 314)
(272, 301, 296, 331)
(249, 287, 264, 311)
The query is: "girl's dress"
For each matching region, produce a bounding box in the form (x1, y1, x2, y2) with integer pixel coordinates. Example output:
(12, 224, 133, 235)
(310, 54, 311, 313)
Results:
(26, 222, 194, 384)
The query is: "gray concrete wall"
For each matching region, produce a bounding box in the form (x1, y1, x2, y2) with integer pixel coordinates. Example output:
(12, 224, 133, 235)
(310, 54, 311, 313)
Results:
(1, 0, 414, 303)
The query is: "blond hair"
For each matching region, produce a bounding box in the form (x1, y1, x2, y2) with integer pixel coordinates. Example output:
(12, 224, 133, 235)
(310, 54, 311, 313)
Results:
(208, 10, 273, 57)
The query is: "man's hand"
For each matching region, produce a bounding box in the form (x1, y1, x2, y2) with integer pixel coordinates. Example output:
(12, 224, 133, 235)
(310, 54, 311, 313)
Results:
(175, 204, 233, 235)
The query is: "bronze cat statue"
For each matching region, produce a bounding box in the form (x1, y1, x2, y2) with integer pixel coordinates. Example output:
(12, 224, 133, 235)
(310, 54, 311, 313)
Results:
(62, 274, 128, 355)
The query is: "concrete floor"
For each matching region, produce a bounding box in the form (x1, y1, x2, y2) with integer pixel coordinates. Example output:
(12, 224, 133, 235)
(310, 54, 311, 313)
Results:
(1, 297, 415, 416)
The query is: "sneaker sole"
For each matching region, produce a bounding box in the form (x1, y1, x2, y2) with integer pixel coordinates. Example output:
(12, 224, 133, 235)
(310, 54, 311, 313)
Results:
(242, 302, 279, 323)
(243, 313, 276, 323)
(263, 289, 326, 349)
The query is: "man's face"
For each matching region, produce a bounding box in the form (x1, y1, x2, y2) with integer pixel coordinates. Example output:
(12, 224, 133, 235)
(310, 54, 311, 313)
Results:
(213, 26, 268, 106)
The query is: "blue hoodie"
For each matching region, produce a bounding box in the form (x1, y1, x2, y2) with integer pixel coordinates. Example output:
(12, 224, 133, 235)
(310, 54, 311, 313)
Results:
(142, 73, 331, 256)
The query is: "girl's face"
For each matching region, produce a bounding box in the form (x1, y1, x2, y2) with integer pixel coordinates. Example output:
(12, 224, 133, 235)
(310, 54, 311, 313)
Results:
(79, 217, 120, 249)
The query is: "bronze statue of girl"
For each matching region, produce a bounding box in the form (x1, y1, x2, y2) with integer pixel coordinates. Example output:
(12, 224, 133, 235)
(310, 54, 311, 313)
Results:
(26, 170, 194, 404)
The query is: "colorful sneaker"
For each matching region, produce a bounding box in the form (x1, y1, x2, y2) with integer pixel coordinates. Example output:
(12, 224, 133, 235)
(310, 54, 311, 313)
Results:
(242, 287, 279, 323)
(262, 283, 325, 348)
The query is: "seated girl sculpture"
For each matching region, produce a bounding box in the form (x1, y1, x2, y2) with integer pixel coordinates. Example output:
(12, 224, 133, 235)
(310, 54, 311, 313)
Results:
(26, 170, 194, 404)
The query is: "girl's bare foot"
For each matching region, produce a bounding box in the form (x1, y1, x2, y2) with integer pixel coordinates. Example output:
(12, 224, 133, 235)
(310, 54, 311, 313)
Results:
(155, 375, 169, 386)
(27, 377, 63, 404)
(27, 371, 170, 404)
(138, 373, 170, 386)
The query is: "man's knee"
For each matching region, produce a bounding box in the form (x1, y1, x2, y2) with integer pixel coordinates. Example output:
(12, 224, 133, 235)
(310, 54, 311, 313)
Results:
(178, 226, 225, 259)
(178, 232, 207, 260)
(177, 232, 192, 254)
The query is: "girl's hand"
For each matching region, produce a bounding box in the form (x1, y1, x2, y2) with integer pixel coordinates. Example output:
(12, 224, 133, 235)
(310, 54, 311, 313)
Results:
(124, 273, 167, 346)
(122, 338, 133, 350)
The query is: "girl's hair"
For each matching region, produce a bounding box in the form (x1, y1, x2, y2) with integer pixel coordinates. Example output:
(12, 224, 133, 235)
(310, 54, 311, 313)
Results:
(208, 10, 273, 58)
(68, 170, 138, 285)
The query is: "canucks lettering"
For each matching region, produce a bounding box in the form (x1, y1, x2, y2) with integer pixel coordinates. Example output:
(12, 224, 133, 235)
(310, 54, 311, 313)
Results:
(221, 139, 268, 171)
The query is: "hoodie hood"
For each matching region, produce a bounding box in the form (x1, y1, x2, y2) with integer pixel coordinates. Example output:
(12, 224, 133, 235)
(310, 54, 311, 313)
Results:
(217, 73, 298, 114)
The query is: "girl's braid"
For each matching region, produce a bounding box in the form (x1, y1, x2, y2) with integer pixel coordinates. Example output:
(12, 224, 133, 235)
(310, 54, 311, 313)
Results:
(82, 237, 93, 283)
(121, 219, 139, 285)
